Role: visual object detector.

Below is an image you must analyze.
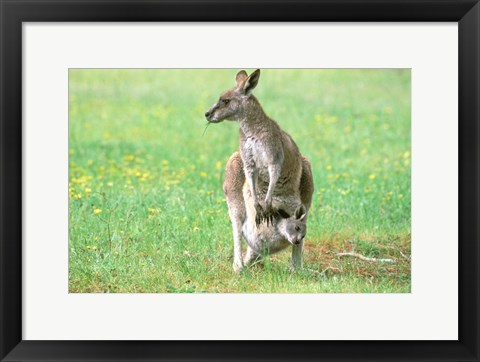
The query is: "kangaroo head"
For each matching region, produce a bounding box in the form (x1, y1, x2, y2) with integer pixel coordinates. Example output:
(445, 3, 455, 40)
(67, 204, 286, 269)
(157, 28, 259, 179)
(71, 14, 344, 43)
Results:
(205, 69, 260, 123)
(276, 205, 307, 245)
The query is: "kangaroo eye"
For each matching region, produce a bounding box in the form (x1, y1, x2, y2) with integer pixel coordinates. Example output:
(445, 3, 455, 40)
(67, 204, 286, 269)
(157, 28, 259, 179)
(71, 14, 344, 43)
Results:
(222, 99, 230, 105)
(295, 226, 301, 232)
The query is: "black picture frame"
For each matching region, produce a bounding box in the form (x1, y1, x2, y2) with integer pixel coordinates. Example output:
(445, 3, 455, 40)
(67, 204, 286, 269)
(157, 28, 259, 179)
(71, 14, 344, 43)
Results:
(1, 1, 479, 361)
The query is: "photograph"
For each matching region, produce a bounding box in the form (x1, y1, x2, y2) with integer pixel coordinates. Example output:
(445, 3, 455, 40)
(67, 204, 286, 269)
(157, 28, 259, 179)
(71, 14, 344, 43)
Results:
(68, 68, 411, 293)
(2, 0, 478, 360)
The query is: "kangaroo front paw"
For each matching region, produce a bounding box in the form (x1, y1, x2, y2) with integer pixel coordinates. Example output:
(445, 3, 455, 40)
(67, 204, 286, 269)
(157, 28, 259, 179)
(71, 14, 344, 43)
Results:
(264, 203, 279, 226)
(254, 202, 265, 226)
(255, 201, 278, 226)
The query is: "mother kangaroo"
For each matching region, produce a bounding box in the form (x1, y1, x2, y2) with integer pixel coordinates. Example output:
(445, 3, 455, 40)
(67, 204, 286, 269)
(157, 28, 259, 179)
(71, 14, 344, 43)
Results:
(205, 69, 314, 272)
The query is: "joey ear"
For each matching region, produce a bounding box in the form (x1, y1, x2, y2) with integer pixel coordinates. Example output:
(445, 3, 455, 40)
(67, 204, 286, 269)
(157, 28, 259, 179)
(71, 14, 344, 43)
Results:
(241, 69, 260, 95)
(277, 209, 291, 219)
(295, 205, 307, 221)
(235, 70, 248, 87)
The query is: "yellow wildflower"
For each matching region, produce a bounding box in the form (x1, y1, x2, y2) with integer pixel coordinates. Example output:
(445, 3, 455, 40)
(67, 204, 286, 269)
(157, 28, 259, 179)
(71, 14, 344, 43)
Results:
(325, 165, 332, 171)
(369, 174, 376, 180)
(93, 208, 102, 215)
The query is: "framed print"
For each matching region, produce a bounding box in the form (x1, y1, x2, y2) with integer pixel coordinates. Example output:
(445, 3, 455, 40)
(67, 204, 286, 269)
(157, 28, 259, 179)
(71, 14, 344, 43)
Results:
(1, 0, 479, 361)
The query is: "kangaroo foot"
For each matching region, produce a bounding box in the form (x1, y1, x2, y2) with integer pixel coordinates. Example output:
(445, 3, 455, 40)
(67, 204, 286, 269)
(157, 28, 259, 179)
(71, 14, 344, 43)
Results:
(288, 265, 300, 273)
(233, 258, 244, 273)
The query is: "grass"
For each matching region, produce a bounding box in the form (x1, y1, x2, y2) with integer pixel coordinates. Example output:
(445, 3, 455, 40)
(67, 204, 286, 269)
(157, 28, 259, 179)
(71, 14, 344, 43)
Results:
(68, 69, 411, 293)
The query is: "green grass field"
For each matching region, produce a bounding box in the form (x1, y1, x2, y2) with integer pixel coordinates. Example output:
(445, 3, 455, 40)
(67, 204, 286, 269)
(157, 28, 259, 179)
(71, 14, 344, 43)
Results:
(69, 69, 411, 293)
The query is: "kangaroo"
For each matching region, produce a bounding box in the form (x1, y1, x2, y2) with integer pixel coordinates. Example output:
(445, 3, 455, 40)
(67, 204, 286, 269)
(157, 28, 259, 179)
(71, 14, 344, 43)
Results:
(205, 69, 306, 225)
(223, 151, 313, 272)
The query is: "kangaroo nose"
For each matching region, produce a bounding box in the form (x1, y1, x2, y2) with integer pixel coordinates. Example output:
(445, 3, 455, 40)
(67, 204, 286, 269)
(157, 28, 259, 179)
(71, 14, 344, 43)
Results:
(205, 111, 210, 117)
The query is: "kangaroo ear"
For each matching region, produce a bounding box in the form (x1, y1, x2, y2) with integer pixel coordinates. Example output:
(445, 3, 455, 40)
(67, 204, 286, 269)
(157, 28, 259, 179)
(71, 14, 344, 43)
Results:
(241, 69, 260, 95)
(277, 209, 291, 219)
(295, 205, 307, 221)
(235, 70, 248, 87)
